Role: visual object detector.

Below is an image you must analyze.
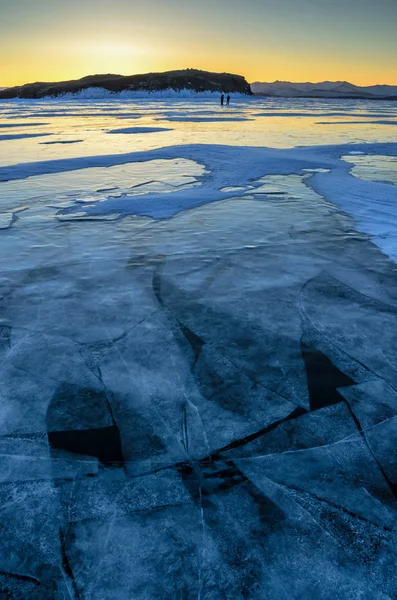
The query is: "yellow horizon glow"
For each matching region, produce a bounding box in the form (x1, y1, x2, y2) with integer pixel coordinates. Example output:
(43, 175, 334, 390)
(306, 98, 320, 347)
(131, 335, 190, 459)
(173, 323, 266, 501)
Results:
(1, 1, 396, 89)
(2, 49, 397, 88)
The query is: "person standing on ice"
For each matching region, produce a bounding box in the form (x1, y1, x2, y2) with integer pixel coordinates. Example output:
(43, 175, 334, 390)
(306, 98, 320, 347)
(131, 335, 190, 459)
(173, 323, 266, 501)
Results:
(220, 93, 225, 106)
(226, 94, 230, 105)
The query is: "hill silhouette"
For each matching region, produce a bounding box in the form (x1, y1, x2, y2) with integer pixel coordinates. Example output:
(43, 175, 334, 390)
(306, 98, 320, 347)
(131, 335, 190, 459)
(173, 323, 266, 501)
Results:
(0, 69, 252, 99)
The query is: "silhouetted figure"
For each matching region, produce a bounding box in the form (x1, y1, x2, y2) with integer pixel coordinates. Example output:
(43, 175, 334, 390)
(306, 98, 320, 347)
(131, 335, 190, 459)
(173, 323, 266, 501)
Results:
(226, 94, 230, 105)
(220, 93, 225, 106)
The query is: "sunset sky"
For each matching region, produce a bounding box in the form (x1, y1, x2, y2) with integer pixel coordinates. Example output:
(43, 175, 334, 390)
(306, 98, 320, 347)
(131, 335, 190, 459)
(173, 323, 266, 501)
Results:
(1, 0, 396, 87)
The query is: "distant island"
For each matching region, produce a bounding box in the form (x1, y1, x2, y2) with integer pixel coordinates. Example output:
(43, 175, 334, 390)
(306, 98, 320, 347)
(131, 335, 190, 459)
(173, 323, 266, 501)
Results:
(2, 71, 396, 101)
(0, 69, 252, 99)
(251, 80, 397, 100)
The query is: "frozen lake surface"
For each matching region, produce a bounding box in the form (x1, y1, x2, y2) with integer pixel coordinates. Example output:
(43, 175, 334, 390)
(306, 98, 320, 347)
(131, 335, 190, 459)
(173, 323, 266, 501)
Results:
(0, 96, 397, 599)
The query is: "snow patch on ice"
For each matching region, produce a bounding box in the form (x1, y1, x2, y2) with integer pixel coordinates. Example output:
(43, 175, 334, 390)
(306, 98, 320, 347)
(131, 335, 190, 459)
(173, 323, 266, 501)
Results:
(1, 139, 396, 261)
(308, 167, 397, 261)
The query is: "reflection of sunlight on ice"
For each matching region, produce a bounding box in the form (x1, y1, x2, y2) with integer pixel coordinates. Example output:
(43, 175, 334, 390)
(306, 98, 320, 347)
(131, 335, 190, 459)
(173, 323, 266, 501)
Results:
(0, 96, 396, 168)
(0, 97, 396, 253)
(0, 159, 205, 211)
(342, 154, 397, 185)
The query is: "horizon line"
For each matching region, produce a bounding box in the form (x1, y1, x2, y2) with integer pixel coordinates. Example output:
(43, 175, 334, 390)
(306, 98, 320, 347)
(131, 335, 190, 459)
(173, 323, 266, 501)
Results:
(1, 68, 396, 90)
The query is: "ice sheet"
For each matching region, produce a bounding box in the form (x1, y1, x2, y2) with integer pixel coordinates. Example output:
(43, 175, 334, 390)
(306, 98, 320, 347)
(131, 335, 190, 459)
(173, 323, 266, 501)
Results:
(0, 96, 397, 599)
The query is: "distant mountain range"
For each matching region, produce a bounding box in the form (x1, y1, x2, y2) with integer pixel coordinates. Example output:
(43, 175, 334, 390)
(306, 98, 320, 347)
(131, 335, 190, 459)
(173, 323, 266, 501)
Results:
(251, 81, 397, 100)
(0, 69, 252, 99)
(2, 72, 395, 101)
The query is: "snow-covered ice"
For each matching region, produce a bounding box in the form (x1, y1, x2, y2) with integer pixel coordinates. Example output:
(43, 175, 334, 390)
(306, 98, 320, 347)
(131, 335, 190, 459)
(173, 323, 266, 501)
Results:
(0, 95, 397, 599)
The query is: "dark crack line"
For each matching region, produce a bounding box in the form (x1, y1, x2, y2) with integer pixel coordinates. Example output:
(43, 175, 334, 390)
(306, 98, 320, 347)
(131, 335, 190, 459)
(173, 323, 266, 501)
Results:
(342, 396, 397, 500)
(59, 528, 81, 600)
(269, 480, 394, 533)
(0, 570, 41, 586)
(211, 406, 307, 459)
